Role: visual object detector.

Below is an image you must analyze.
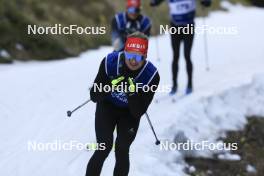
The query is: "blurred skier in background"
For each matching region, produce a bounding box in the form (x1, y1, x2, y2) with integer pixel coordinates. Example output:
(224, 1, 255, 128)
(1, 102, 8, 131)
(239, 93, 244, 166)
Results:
(85, 32, 160, 176)
(150, 0, 211, 95)
(112, 0, 152, 51)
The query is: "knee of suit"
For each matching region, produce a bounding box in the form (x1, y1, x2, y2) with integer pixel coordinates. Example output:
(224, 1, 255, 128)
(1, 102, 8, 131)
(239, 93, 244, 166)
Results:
(184, 52, 191, 59)
(185, 55, 193, 64)
(172, 57, 179, 66)
(173, 54, 180, 61)
(95, 142, 113, 157)
(93, 149, 111, 160)
(104, 141, 114, 152)
(115, 143, 130, 155)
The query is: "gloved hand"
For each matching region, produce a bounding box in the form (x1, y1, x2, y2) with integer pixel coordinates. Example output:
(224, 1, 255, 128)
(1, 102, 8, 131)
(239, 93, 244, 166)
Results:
(111, 76, 136, 96)
(127, 77, 136, 96)
(201, 0, 211, 7)
(111, 76, 125, 91)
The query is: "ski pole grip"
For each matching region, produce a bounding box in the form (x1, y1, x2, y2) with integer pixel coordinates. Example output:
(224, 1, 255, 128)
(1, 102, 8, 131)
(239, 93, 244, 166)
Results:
(128, 77, 136, 93)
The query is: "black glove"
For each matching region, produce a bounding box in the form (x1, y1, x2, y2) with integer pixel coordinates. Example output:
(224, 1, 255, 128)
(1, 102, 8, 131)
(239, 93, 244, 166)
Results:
(150, 0, 163, 7)
(201, 0, 211, 7)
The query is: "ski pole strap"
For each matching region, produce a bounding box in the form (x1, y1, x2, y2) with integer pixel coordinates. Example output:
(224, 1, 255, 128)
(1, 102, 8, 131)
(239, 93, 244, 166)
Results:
(111, 76, 125, 86)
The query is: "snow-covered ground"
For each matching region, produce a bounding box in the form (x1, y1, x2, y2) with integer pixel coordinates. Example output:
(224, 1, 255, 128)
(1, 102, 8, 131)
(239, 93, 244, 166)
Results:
(0, 2, 264, 176)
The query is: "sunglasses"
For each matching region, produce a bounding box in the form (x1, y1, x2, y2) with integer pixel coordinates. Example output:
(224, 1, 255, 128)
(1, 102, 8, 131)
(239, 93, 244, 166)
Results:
(127, 7, 140, 14)
(124, 52, 144, 62)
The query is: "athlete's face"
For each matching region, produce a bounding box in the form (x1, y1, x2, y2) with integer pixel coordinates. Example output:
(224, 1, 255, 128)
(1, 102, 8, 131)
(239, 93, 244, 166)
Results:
(127, 7, 140, 20)
(127, 13, 139, 20)
(125, 51, 146, 71)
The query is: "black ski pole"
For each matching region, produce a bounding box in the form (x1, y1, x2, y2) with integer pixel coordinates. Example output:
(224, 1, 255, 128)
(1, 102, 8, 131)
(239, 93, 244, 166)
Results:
(154, 35, 161, 62)
(67, 99, 91, 117)
(202, 7, 210, 71)
(150, 7, 161, 62)
(145, 112, 160, 145)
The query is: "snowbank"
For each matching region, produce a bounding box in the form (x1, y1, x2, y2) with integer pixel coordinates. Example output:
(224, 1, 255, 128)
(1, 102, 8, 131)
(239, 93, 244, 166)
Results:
(133, 74, 264, 176)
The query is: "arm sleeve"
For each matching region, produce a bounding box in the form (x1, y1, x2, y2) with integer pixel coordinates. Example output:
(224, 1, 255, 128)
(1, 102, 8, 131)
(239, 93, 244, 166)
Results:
(127, 72, 160, 118)
(111, 17, 122, 44)
(111, 17, 126, 50)
(90, 58, 111, 103)
(144, 23, 151, 37)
